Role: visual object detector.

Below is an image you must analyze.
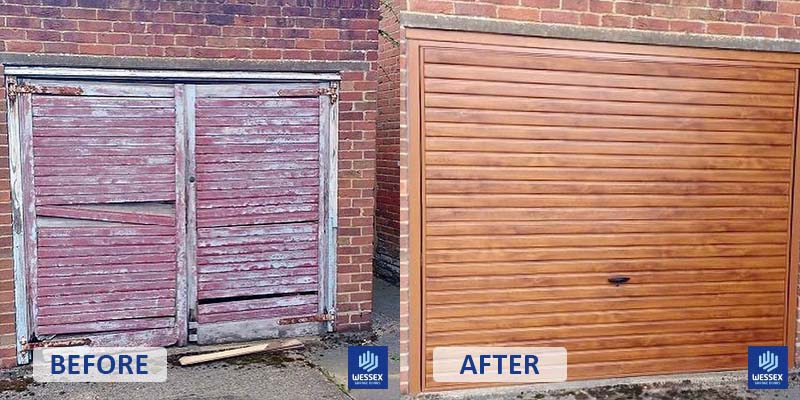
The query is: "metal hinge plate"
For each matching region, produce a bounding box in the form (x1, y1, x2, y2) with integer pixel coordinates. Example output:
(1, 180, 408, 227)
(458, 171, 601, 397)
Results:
(318, 86, 338, 104)
(21, 337, 91, 352)
(275, 86, 338, 104)
(8, 82, 84, 100)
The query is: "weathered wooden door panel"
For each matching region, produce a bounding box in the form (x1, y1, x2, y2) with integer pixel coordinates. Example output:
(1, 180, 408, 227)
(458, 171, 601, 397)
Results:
(190, 83, 330, 343)
(412, 38, 799, 391)
(195, 223, 319, 324)
(25, 81, 181, 346)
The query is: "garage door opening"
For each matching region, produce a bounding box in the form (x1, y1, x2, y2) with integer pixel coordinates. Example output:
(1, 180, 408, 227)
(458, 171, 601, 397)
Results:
(5, 68, 339, 363)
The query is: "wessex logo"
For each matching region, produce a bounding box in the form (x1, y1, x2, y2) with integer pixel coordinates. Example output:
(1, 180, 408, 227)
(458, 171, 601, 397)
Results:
(758, 350, 779, 373)
(748, 346, 788, 390)
(348, 346, 388, 389)
(358, 350, 379, 373)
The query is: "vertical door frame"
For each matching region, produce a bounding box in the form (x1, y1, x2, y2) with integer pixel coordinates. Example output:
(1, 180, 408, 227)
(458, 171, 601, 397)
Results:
(182, 84, 199, 341)
(406, 38, 424, 394)
(4, 68, 341, 362)
(787, 70, 800, 368)
(174, 84, 190, 346)
(319, 81, 339, 331)
(6, 76, 34, 364)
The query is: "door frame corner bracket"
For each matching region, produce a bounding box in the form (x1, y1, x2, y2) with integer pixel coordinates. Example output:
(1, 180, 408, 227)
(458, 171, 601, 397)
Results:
(318, 85, 338, 104)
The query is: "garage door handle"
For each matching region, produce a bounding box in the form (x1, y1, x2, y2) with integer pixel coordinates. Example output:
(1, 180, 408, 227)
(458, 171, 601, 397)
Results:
(608, 276, 630, 286)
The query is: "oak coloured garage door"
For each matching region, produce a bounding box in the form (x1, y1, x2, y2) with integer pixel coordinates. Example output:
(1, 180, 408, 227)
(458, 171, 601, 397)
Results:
(409, 30, 800, 391)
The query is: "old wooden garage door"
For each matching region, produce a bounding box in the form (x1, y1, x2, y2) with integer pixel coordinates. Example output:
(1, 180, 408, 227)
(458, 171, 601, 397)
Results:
(10, 77, 336, 349)
(409, 31, 800, 391)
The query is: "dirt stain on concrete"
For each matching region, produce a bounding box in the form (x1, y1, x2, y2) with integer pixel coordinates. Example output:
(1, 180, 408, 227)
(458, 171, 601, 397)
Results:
(316, 331, 378, 350)
(526, 380, 766, 400)
(557, 384, 751, 400)
(223, 351, 302, 368)
(0, 377, 33, 393)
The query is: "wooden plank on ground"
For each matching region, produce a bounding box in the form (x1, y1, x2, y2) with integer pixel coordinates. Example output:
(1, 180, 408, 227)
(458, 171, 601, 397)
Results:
(178, 339, 304, 366)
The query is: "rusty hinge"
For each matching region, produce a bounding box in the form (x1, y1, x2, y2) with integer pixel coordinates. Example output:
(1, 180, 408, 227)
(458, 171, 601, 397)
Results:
(21, 337, 91, 352)
(278, 313, 335, 325)
(275, 86, 338, 104)
(7, 82, 84, 100)
(318, 85, 338, 105)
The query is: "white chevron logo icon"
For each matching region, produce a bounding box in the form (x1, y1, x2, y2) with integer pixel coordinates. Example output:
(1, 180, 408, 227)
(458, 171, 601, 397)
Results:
(358, 351, 379, 373)
(758, 350, 779, 373)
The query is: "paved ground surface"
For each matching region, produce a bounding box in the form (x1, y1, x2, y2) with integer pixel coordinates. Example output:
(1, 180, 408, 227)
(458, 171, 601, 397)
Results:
(419, 371, 800, 400)
(309, 277, 401, 400)
(0, 277, 401, 400)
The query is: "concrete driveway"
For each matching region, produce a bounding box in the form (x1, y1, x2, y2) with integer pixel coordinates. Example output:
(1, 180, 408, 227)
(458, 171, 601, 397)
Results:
(418, 371, 800, 400)
(0, 277, 400, 400)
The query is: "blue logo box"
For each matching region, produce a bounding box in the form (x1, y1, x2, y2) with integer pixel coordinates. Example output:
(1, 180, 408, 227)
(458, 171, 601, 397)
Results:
(748, 346, 788, 390)
(348, 346, 388, 389)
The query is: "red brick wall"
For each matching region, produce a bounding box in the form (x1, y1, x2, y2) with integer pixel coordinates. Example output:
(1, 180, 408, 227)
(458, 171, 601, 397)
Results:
(407, 0, 800, 37)
(0, 68, 16, 368)
(375, 0, 403, 283)
(0, 0, 379, 367)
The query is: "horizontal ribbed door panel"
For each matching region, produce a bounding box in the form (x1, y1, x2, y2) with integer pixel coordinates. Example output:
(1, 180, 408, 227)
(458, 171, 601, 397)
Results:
(192, 84, 324, 339)
(418, 42, 797, 390)
(27, 81, 180, 346)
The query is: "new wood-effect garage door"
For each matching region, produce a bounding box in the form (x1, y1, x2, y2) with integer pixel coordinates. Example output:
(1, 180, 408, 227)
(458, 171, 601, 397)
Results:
(408, 31, 800, 391)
